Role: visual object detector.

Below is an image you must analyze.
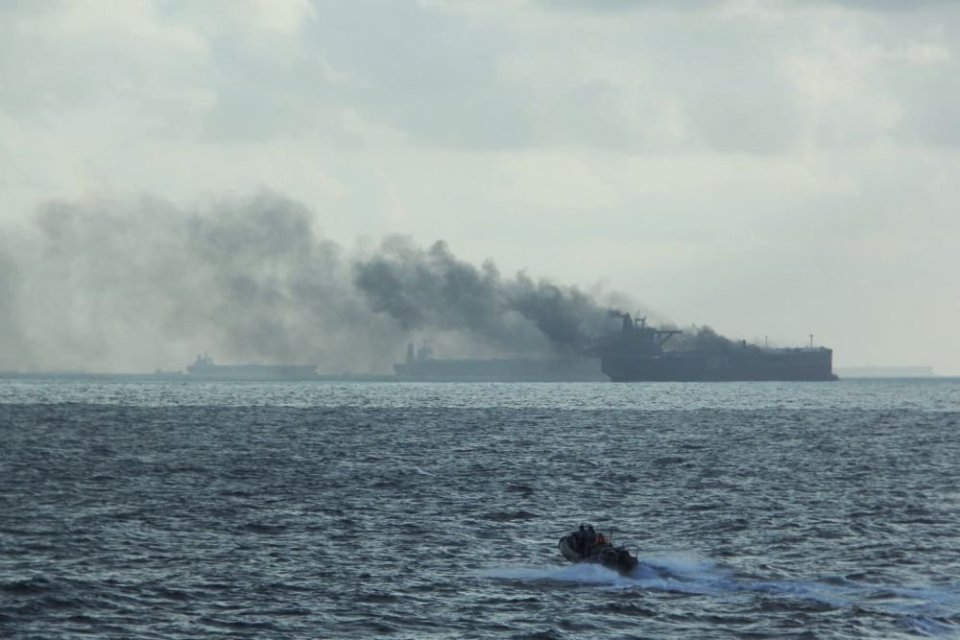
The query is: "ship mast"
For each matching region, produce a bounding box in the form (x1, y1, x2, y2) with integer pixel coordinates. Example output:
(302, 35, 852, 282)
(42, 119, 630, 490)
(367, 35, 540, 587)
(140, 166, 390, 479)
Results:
(635, 315, 681, 349)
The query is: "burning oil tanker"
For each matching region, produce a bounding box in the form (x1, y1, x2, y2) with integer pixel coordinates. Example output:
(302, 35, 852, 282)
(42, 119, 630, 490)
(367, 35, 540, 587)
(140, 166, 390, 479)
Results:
(597, 314, 837, 382)
(394, 314, 837, 383)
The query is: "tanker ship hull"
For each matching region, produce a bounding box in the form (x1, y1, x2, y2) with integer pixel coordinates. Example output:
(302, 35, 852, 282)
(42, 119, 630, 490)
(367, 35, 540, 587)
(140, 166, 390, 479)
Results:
(394, 356, 605, 382)
(602, 349, 837, 382)
(186, 355, 318, 380)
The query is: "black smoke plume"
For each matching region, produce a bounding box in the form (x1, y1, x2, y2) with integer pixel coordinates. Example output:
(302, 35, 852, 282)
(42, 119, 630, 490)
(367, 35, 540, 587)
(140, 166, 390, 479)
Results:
(353, 238, 613, 356)
(0, 192, 626, 373)
(665, 325, 733, 353)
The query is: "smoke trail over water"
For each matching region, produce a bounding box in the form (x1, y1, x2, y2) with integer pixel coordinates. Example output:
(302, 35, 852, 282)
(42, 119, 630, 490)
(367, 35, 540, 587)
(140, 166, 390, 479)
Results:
(0, 192, 628, 373)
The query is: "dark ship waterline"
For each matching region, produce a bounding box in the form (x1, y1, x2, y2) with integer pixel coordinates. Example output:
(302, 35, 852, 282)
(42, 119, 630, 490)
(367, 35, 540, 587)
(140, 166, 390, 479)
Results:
(598, 314, 837, 382)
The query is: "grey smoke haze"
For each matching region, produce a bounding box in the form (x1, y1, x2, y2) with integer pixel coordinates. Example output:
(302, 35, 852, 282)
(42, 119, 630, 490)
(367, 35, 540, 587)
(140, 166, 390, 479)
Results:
(1, 193, 382, 372)
(666, 325, 733, 353)
(0, 193, 630, 373)
(354, 239, 614, 356)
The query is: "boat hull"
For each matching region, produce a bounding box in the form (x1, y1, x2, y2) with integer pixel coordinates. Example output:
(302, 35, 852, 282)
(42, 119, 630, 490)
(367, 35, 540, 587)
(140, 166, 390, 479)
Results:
(558, 534, 638, 576)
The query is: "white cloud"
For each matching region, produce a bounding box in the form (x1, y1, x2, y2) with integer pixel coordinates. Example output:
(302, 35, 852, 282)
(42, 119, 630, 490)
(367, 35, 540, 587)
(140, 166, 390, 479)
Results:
(1, 0, 959, 373)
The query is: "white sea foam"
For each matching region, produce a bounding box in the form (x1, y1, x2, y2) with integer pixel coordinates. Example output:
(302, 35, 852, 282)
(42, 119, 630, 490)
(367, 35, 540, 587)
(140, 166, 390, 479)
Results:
(479, 555, 960, 633)
(476, 553, 734, 594)
(474, 563, 631, 586)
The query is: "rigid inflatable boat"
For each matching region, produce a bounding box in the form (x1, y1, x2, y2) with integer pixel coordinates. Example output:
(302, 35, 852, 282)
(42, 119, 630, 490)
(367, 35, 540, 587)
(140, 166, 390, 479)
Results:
(558, 524, 638, 576)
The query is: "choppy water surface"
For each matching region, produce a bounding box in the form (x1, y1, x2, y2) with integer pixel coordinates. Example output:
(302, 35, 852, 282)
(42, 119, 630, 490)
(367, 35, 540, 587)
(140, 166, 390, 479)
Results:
(2, 378, 959, 639)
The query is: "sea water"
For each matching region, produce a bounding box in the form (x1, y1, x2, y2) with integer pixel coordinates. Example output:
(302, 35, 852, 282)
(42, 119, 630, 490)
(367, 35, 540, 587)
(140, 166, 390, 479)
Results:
(1, 378, 959, 638)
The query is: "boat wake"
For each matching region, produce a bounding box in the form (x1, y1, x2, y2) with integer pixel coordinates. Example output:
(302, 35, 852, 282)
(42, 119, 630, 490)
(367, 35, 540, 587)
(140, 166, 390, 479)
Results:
(477, 554, 732, 594)
(478, 554, 960, 636)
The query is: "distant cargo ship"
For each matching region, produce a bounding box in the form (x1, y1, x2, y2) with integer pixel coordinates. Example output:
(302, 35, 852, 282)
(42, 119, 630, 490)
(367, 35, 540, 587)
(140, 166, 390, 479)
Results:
(394, 344, 606, 382)
(599, 314, 837, 382)
(186, 354, 319, 380)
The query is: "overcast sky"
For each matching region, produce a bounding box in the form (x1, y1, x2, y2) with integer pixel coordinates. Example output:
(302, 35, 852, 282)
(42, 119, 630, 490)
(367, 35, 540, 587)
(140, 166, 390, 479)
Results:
(1, 0, 958, 374)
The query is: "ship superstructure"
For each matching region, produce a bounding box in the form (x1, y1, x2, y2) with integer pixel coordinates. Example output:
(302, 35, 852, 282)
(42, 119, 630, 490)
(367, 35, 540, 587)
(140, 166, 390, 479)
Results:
(599, 314, 837, 382)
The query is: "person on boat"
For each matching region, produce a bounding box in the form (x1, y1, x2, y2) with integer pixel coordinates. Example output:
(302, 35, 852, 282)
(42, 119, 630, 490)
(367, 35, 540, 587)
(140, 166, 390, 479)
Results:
(560, 524, 639, 576)
(573, 524, 608, 555)
(573, 524, 592, 554)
